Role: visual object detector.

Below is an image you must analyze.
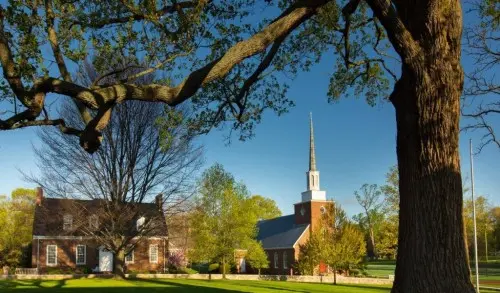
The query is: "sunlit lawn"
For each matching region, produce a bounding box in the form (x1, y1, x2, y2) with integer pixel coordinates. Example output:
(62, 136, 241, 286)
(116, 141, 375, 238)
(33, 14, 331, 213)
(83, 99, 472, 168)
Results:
(0, 278, 391, 293)
(2, 278, 500, 292)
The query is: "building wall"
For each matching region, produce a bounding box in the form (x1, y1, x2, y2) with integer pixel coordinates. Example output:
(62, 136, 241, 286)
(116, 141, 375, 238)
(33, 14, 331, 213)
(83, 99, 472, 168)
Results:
(294, 200, 334, 231)
(125, 239, 166, 273)
(264, 248, 295, 275)
(32, 238, 166, 274)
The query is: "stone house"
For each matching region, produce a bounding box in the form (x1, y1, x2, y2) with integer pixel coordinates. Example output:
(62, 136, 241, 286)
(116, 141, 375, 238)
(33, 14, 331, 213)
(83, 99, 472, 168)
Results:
(31, 189, 168, 274)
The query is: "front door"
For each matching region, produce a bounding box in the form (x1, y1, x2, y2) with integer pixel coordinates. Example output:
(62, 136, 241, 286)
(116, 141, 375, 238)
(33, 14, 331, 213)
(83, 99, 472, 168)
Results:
(99, 247, 113, 272)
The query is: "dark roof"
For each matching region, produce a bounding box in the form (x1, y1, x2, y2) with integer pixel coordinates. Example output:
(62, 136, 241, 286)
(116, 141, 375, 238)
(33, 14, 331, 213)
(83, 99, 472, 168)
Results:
(256, 214, 309, 249)
(33, 197, 167, 237)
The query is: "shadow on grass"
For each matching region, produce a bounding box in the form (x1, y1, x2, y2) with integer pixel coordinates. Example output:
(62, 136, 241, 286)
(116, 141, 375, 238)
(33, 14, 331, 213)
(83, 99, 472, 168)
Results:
(0, 278, 244, 293)
(1, 278, 391, 293)
(332, 284, 390, 291)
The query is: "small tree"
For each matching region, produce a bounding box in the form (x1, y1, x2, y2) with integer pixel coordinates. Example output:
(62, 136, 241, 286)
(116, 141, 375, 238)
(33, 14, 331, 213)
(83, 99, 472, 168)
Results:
(246, 242, 269, 276)
(0, 188, 36, 268)
(189, 163, 280, 278)
(296, 232, 323, 275)
(354, 184, 383, 259)
(316, 204, 366, 284)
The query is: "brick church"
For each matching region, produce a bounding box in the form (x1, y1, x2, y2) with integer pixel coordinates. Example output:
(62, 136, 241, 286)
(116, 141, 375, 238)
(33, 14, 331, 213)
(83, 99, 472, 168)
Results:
(254, 114, 334, 275)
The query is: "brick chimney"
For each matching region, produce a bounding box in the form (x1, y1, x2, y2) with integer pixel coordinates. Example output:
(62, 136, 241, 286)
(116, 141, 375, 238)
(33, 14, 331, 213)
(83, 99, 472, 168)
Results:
(155, 193, 163, 211)
(35, 187, 44, 206)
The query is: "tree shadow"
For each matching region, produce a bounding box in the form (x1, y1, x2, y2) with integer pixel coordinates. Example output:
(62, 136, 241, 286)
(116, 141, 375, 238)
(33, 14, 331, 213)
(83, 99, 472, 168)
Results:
(332, 284, 391, 291)
(0, 278, 246, 292)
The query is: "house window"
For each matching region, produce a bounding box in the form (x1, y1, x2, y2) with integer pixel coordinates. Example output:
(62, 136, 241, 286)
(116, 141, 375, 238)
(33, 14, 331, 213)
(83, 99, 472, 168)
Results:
(63, 214, 73, 231)
(76, 245, 86, 265)
(47, 245, 57, 266)
(274, 252, 278, 269)
(283, 251, 288, 269)
(137, 216, 145, 231)
(89, 215, 99, 230)
(125, 250, 134, 264)
(149, 244, 158, 263)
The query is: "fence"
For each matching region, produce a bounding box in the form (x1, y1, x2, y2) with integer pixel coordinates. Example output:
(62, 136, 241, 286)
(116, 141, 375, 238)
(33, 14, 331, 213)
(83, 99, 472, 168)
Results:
(14, 268, 39, 275)
(0, 273, 393, 285)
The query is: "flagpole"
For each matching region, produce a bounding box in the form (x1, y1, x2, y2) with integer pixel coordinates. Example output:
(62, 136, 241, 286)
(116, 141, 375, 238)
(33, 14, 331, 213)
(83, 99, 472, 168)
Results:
(470, 139, 480, 292)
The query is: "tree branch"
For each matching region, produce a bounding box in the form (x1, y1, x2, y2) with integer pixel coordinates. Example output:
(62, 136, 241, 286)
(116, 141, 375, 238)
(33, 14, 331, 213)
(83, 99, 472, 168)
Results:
(364, 0, 422, 64)
(70, 1, 200, 29)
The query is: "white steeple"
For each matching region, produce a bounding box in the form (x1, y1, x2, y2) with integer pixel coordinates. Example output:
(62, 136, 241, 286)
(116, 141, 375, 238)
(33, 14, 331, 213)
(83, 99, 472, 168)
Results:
(301, 113, 326, 202)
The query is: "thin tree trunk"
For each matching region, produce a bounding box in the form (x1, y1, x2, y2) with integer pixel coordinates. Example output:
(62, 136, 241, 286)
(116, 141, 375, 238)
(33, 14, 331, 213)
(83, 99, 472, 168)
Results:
(222, 256, 226, 279)
(390, 2, 473, 291)
(369, 227, 377, 259)
(333, 265, 337, 285)
(486, 229, 489, 263)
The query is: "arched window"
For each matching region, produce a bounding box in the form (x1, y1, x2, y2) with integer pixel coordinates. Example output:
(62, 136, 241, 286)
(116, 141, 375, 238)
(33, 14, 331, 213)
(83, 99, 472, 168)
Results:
(283, 251, 288, 269)
(63, 214, 73, 231)
(311, 175, 315, 187)
(274, 252, 279, 268)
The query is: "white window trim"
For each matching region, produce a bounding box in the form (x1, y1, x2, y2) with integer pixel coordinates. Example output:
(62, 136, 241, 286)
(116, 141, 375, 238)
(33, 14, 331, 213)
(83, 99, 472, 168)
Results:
(274, 252, 278, 269)
(46, 245, 57, 266)
(283, 251, 288, 269)
(149, 244, 158, 264)
(76, 245, 86, 265)
(125, 250, 135, 264)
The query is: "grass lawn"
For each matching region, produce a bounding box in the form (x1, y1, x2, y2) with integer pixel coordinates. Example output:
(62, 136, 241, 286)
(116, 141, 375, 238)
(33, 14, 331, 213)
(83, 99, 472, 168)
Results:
(0, 278, 392, 293)
(2, 278, 500, 292)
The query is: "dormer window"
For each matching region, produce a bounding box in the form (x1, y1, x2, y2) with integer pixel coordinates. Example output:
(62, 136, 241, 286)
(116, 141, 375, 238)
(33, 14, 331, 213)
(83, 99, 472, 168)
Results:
(63, 214, 73, 231)
(89, 215, 99, 230)
(136, 216, 145, 231)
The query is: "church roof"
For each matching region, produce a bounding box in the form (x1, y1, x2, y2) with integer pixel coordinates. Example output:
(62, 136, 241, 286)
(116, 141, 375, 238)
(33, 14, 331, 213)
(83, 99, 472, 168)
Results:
(256, 214, 309, 249)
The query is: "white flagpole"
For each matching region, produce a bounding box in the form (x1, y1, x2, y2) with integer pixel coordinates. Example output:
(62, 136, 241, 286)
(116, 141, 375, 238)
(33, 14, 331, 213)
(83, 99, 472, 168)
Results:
(470, 139, 480, 292)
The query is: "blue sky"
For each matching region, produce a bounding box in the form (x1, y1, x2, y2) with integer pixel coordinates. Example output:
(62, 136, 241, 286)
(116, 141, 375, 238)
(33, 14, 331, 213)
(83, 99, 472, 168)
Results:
(0, 2, 498, 217)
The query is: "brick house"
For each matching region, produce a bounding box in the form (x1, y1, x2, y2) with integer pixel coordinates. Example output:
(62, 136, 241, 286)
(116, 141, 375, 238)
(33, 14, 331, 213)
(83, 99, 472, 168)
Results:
(254, 114, 334, 275)
(31, 189, 168, 274)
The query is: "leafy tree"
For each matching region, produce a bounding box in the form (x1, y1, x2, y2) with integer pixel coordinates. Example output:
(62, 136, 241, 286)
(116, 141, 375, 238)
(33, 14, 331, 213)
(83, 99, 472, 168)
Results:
(296, 232, 323, 276)
(188, 163, 277, 278)
(0, 1, 475, 291)
(322, 204, 365, 284)
(245, 241, 269, 276)
(0, 188, 37, 268)
(380, 165, 399, 214)
(246, 195, 282, 221)
(463, 195, 494, 259)
(377, 165, 399, 259)
(354, 183, 383, 258)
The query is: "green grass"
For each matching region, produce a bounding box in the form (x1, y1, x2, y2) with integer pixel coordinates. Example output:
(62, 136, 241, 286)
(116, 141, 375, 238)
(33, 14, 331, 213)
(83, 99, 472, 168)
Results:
(0, 278, 391, 293)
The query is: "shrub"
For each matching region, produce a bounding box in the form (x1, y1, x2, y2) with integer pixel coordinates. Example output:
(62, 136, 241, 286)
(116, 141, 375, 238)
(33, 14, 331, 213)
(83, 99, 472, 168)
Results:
(208, 263, 219, 272)
(167, 251, 187, 271)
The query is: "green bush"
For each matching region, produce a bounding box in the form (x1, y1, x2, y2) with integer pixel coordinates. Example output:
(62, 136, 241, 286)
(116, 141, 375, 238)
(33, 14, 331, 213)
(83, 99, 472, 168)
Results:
(45, 267, 67, 275)
(208, 263, 219, 272)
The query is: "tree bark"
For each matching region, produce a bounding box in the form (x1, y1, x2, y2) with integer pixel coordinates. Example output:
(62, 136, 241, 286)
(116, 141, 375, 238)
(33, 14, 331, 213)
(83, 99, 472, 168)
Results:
(333, 265, 337, 285)
(369, 226, 377, 259)
(390, 2, 473, 291)
(222, 256, 226, 279)
(113, 250, 125, 279)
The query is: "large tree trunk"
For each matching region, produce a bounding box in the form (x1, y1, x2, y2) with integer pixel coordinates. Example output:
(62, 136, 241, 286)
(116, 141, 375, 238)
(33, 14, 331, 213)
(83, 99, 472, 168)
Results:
(113, 250, 125, 279)
(390, 2, 473, 292)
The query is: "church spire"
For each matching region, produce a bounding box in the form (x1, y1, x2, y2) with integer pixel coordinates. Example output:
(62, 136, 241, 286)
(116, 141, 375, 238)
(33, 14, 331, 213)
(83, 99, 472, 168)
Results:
(301, 112, 326, 202)
(309, 112, 317, 171)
